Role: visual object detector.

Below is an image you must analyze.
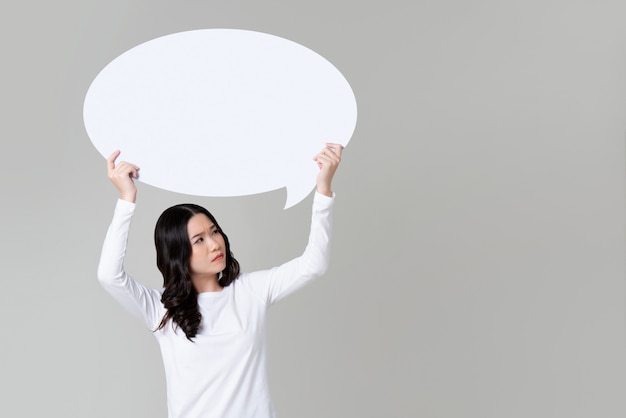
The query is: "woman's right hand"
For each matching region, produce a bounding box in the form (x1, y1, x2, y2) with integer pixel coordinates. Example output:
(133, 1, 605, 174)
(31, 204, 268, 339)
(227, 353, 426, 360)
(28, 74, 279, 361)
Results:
(107, 150, 140, 203)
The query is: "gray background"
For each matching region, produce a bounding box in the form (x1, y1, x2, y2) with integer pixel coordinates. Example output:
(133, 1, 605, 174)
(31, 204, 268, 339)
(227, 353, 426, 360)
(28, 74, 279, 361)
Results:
(1, 1, 624, 417)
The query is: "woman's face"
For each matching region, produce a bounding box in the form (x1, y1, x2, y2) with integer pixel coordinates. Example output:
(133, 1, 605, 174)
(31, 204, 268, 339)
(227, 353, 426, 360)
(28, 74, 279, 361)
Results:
(186, 213, 227, 281)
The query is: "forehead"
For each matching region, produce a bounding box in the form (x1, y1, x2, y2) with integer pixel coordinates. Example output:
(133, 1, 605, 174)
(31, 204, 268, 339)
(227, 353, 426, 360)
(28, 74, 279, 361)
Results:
(186, 213, 214, 235)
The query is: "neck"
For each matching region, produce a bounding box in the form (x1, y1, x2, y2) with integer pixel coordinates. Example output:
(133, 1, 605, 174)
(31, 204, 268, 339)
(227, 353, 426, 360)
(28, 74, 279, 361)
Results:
(191, 274, 223, 293)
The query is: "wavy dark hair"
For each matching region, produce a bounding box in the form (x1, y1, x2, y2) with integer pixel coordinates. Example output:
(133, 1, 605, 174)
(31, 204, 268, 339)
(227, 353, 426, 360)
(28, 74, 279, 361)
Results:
(154, 203, 240, 341)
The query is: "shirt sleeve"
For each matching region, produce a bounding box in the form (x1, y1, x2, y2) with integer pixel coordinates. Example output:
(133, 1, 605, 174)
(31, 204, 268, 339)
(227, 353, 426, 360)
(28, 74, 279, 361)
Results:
(243, 191, 335, 306)
(97, 199, 164, 330)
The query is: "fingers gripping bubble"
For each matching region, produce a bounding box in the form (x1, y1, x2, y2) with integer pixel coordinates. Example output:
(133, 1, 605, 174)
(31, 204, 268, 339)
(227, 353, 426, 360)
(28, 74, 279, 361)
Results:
(83, 29, 357, 208)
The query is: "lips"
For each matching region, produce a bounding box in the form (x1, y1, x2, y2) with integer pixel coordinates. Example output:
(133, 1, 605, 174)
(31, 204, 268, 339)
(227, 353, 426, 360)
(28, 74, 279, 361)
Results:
(212, 253, 224, 262)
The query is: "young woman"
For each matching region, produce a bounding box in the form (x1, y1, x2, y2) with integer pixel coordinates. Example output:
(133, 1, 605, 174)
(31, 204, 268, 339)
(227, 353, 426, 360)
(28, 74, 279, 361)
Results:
(97, 144, 342, 418)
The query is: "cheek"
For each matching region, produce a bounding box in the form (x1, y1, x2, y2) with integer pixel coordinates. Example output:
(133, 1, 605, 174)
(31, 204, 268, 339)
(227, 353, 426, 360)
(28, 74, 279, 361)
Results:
(189, 248, 203, 264)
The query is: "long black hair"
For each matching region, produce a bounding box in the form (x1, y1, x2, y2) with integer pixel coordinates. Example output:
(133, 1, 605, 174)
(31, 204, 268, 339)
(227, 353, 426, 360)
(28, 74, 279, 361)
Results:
(154, 203, 240, 340)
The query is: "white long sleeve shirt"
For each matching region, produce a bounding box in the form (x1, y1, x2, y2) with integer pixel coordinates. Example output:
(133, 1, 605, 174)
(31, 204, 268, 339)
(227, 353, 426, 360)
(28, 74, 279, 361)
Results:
(97, 192, 334, 418)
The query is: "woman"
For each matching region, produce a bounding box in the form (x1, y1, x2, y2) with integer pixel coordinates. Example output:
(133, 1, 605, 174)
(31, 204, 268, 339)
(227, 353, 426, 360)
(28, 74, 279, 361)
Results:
(97, 143, 342, 418)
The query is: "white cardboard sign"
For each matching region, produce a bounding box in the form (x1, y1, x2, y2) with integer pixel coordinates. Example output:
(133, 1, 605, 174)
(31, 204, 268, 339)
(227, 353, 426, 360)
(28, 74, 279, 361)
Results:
(83, 29, 357, 208)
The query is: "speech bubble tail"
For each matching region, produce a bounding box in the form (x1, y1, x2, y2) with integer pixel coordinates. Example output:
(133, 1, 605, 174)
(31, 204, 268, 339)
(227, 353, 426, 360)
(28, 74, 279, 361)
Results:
(284, 182, 315, 210)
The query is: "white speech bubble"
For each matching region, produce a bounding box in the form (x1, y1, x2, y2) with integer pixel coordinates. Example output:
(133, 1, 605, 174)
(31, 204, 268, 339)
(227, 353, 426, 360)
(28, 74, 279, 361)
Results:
(83, 29, 357, 208)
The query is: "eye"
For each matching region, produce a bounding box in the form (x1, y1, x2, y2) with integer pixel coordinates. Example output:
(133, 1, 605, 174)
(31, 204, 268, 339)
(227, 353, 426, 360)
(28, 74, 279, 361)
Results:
(194, 237, 204, 244)
(212, 229, 221, 235)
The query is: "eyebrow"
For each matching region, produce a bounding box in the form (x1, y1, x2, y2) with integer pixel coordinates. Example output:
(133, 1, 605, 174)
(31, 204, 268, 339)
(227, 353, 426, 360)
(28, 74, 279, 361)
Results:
(190, 224, 216, 240)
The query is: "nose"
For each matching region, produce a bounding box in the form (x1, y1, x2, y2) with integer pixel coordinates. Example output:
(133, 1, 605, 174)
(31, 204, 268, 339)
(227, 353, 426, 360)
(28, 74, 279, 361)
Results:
(207, 237, 220, 251)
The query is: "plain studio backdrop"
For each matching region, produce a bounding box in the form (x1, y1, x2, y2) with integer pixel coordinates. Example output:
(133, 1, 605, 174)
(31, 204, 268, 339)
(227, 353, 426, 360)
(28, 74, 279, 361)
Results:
(1, 1, 624, 417)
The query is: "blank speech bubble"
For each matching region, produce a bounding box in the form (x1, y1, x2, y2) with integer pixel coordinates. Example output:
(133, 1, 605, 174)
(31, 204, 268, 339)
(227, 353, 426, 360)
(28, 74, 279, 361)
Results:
(83, 29, 357, 208)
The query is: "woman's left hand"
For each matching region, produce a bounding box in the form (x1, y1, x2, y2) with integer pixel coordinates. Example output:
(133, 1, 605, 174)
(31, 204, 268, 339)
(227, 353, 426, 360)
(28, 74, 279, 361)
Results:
(313, 143, 343, 197)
